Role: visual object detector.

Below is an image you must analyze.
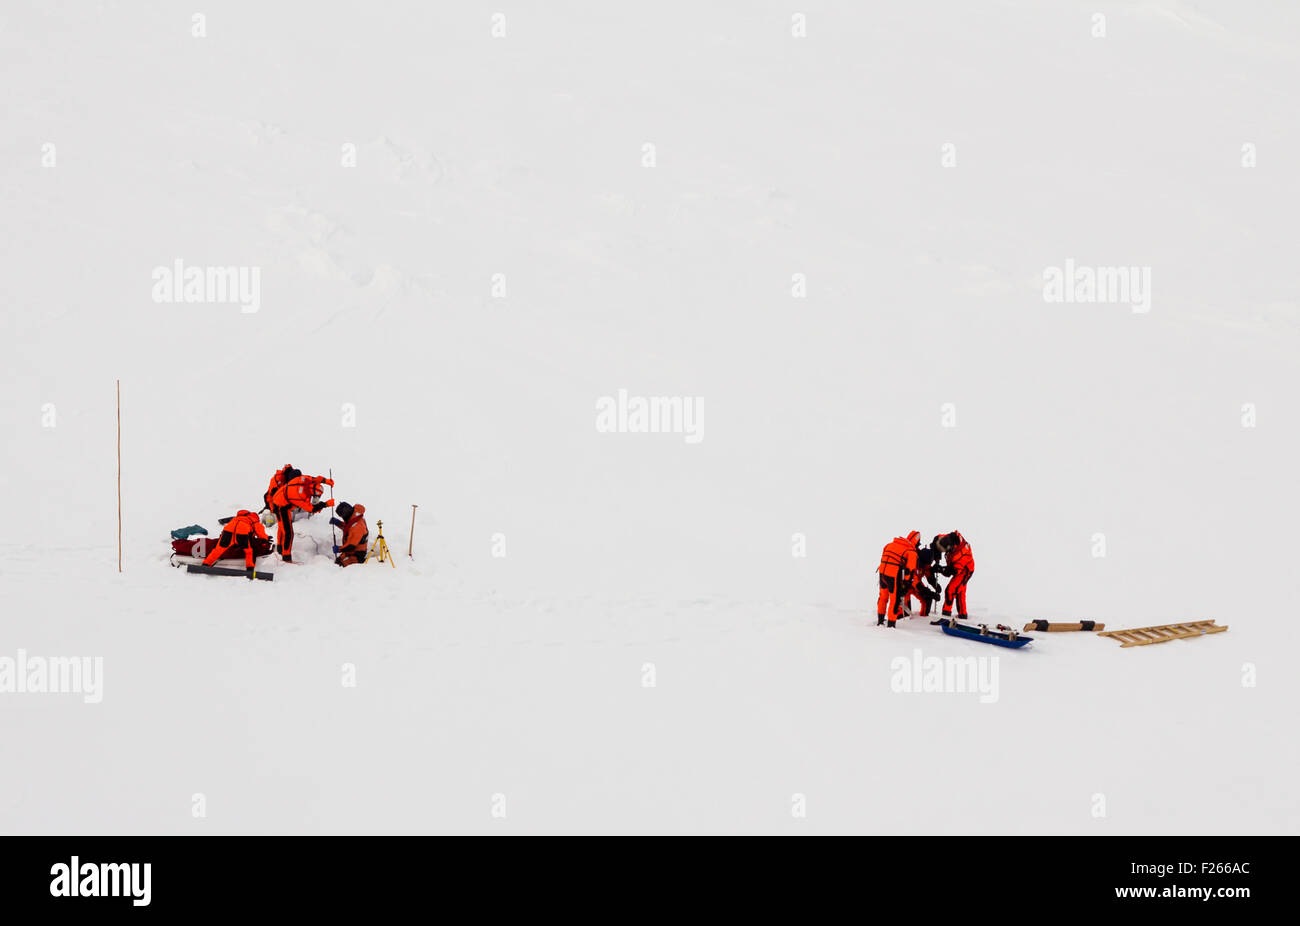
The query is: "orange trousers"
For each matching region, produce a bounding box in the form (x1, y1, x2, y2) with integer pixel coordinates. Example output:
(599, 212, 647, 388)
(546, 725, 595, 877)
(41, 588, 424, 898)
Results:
(942, 568, 973, 618)
(876, 574, 907, 621)
(909, 583, 940, 617)
(202, 530, 255, 567)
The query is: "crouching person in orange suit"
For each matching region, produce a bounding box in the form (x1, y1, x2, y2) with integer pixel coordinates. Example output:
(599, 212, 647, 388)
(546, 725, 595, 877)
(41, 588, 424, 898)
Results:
(202, 509, 269, 579)
(907, 548, 944, 618)
(330, 502, 369, 566)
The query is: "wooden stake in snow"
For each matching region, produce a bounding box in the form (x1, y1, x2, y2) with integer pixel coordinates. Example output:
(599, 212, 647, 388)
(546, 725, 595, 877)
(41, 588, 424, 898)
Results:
(116, 379, 122, 573)
(408, 504, 418, 557)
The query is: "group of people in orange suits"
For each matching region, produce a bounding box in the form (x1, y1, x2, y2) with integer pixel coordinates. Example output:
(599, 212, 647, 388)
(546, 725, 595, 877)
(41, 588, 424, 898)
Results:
(876, 530, 975, 627)
(200, 463, 369, 576)
(261, 464, 334, 563)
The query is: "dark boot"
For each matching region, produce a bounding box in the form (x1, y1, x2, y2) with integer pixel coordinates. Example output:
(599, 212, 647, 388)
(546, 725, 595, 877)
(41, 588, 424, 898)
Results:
(876, 614, 885, 626)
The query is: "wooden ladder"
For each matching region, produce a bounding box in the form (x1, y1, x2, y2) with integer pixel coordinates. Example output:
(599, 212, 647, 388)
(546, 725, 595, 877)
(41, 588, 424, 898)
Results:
(1097, 620, 1227, 647)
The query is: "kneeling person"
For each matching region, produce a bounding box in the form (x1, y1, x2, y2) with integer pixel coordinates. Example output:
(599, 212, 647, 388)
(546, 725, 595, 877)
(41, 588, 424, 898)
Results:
(331, 502, 369, 566)
(907, 548, 943, 617)
(202, 509, 269, 578)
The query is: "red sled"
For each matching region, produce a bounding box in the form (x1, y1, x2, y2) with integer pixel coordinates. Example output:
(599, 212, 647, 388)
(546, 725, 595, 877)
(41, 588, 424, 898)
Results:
(171, 535, 275, 561)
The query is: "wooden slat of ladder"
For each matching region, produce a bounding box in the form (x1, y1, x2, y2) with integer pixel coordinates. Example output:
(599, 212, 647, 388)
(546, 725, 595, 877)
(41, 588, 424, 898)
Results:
(1181, 623, 1228, 639)
(1101, 621, 1193, 637)
(1136, 628, 1177, 646)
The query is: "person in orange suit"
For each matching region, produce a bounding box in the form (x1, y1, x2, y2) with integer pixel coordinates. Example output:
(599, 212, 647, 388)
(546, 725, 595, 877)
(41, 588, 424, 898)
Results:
(906, 547, 943, 618)
(330, 502, 369, 566)
(263, 463, 295, 511)
(301, 473, 334, 505)
(201, 509, 269, 578)
(939, 531, 975, 619)
(269, 468, 333, 562)
(877, 530, 920, 627)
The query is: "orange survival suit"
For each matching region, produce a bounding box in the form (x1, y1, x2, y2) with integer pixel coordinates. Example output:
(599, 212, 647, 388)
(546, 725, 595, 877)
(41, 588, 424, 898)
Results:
(906, 548, 943, 617)
(201, 509, 269, 572)
(264, 464, 295, 511)
(940, 531, 975, 619)
(877, 530, 920, 626)
(269, 470, 333, 561)
(333, 503, 369, 566)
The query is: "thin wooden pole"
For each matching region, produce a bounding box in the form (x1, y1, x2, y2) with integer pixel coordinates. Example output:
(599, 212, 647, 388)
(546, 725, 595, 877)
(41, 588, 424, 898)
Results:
(408, 504, 417, 557)
(116, 379, 122, 572)
(329, 467, 337, 548)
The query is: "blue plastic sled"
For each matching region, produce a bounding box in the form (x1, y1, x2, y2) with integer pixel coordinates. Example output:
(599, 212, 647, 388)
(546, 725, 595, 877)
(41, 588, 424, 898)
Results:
(937, 618, 1033, 649)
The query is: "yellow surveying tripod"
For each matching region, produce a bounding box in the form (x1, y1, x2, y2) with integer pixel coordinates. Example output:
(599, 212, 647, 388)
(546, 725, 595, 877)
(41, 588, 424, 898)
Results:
(365, 520, 396, 567)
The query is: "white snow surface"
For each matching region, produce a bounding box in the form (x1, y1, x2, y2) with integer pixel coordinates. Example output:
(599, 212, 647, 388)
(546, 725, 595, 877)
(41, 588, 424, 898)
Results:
(1, 0, 1297, 834)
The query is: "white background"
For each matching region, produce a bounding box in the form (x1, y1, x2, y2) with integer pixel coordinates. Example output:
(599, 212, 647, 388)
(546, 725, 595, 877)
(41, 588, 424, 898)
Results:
(1, 0, 1296, 833)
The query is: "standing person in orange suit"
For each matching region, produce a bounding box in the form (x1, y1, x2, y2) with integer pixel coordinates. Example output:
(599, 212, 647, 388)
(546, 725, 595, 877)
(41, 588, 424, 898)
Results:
(939, 531, 975, 619)
(268, 468, 333, 562)
(263, 463, 295, 512)
(201, 509, 269, 579)
(877, 530, 921, 628)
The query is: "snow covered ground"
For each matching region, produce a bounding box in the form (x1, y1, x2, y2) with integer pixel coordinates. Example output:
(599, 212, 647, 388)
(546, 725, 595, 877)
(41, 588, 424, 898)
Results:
(1, 0, 1297, 833)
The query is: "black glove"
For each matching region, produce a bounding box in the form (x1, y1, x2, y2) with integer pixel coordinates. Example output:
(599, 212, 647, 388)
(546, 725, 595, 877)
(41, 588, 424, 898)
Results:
(329, 517, 343, 528)
(312, 502, 327, 514)
(941, 565, 955, 577)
